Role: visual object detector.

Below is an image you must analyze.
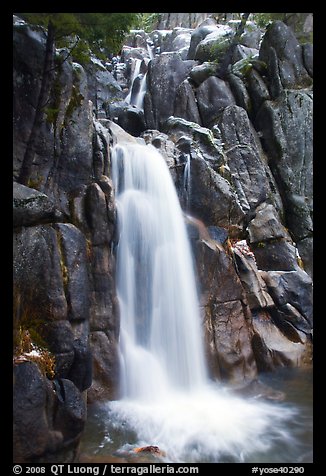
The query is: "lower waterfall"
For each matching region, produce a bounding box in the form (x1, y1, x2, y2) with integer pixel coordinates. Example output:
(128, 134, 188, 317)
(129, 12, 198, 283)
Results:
(106, 142, 298, 463)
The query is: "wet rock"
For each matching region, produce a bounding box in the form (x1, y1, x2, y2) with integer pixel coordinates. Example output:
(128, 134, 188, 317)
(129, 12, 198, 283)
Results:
(187, 17, 219, 59)
(259, 21, 312, 98)
(251, 311, 312, 370)
(188, 62, 218, 86)
(261, 269, 313, 334)
(174, 79, 202, 124)
(256, 89, 313, 275)
(227, 73, 251, 112)
(117, 105, 146, 137)
(196, 76, 236, 128)
(196, 240, 258, 383)
(54, 224, 91, 321)
(13, 362, 63, 463)
(187, 153, 244, 229)
(163, 116, 224, 167)
(88, 331, 120, 402)
(13, 182, 61, 227)
(144, 52, 196, 129)
(53, 378, 87, 440)
(219, 105, 282, 215)
(13, 225, 67, 321)
(134, 446, 166, 457)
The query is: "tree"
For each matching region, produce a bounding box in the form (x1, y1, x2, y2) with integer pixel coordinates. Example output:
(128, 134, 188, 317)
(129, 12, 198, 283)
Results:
(15, 13, 139, 185)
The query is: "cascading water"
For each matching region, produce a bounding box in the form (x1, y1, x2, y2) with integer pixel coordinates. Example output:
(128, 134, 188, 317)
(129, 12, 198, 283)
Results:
(125, 58, 141, 105)
(106, 142, 300, 463)
(134, 72, 147, 110)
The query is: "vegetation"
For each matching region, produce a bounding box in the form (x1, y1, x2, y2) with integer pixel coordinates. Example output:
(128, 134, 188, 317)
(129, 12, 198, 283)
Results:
(13, 290, 56, 379)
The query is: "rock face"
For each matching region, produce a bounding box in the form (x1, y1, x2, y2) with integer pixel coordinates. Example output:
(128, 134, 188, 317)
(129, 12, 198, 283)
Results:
(13, 14, 313, 462)
(13, 19, 119, 463)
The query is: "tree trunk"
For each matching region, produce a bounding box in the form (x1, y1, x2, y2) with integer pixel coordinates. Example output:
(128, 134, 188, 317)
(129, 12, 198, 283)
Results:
(18, 20, 56, 185)
(218, 13, 250, 78)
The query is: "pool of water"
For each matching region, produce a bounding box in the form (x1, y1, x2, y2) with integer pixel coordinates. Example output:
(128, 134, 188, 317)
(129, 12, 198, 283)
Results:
(79, 367, 313, 464)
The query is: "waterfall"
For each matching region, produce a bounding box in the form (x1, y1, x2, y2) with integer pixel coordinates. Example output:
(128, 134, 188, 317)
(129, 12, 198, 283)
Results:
(125, 58, 141, 104)
(107, 142, 297, 463)
(134, 72, 147, 110)
(112, 143, 207, 400)
(183, 154, 191, 211)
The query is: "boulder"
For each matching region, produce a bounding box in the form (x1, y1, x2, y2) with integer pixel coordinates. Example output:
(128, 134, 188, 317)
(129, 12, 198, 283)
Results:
(187, 17, 219, 59)
(88, 331, 120, 402)
(195, 239, 257, 383)
(144, 52, 197, 129)
(13, 362, 63, 462)
(259, 21, 312, 98)
(174, 79, 202, 124)
(13, 182, 61, 227)
(196, 76, 236, 128)
(185, 153, 245, 229)
(219, 105, 283, 215)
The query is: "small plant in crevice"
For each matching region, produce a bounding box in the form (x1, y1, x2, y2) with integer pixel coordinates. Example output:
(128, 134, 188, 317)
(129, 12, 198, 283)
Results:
(13, 326, 56, 379)
(13, 289, 56, 379)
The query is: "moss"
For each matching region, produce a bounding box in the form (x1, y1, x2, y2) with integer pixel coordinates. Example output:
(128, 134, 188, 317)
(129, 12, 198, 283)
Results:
(44, 73, 62, 125)
(65, 85, 84, 120)
(13, 289, 56, 379)
(27, 174, 44, 190)
(56, 231, 69, 291)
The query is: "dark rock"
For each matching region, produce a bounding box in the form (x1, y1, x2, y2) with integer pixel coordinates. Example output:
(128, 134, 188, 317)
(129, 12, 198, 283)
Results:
(163, 116, 224, 168)
(246, 68, 270, 117)
(85, 183, 112, 246)
(117, 105, 147, 136)
(261, 269, 313, 331)
(187, 153, 244, 229)
(187, 18, 218, 59)
(196, 76, 236, 128)
(227, 73, 251, 112)
(55, 224, 91, 321)
(259, 21, 312, 98)
(67, 338, 93, 392)
(195, 239, 258, 383)
(86, 58, 124, 114)
(252, 310, 312, 369)
(188, 62, 218, 86)
(13, 362, 63, 462)
(255, 90, 313, 274)
(54, 351, 75, 378)
(13, 225, 67, 321)
(174, 79, 202, 124)
(219, 105, 280, 215)
(302, 43, 313, 77)
(252, 240, 300, 272)
(231, 247, 274, 310)
(41, 320, 74, 354)
(13, 182, 61, 227)
(144, 52, 196, 129)
(88, 331, 120, 402)
(210, 300, 257, 383)
(53, 378, 87, 440)
(13, 23, 48, 178)
(247, 202, 291, 243)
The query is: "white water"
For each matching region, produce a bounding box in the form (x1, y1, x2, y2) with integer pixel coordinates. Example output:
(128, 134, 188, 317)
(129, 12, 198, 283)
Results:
(125, 58, 141, 104)
(109, 143, 298, 463)
(134, 73, 147, 110)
